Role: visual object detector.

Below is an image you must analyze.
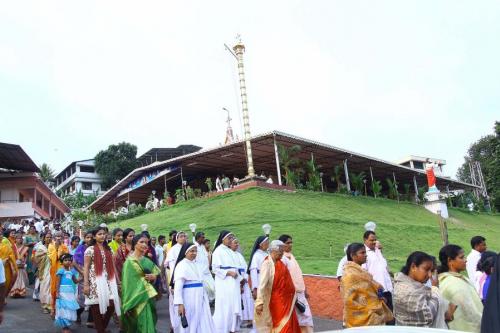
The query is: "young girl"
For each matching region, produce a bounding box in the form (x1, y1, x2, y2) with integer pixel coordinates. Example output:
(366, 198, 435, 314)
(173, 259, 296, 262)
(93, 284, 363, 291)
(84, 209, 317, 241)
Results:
(54, 253, 80, 332)
(84, 227, 121, 333)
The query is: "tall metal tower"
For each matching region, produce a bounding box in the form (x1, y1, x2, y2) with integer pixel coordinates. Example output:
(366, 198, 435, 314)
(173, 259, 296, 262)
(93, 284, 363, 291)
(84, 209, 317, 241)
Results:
(232, 36, 255, 178)
(469, 160, 491, 210)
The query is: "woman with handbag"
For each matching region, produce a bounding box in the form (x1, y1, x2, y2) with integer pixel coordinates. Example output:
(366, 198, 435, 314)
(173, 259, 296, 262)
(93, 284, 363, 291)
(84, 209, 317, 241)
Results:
(340, 243, 394, 328)
(121, 233, 160, 333)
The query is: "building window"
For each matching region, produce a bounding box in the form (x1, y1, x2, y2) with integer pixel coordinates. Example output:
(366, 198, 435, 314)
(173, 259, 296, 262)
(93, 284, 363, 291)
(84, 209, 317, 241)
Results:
(82, 182, 93, 190)
(80, 165, 95, 173)
(413, 161, 424, 170)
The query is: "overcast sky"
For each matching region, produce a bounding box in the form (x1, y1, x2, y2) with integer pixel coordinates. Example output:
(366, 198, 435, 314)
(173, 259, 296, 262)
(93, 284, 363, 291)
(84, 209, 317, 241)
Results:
(1, 1, 498, 178)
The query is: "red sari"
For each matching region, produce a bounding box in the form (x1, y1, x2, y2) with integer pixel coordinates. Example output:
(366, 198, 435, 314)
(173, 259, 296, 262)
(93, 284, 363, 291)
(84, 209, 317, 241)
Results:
(114, 243, 131, 281)
(269, 259, 300, 333)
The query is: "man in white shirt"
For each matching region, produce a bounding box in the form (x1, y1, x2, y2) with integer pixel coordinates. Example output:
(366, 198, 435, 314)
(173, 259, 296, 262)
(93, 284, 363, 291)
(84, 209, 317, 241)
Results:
(466, 235, 487, 285)
(194, 231, 215, 301)
(362, 230, 394, 317)
(336, 244, 350, 281)
(34, 219, 44, 233)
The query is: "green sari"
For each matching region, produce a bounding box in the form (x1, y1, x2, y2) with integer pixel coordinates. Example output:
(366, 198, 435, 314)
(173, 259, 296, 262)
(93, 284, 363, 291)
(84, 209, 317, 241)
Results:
(121, 255, 160, 333)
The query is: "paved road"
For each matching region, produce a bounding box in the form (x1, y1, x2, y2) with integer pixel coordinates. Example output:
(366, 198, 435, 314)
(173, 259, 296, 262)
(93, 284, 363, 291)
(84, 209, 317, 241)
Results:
(3, 287, 343, 332)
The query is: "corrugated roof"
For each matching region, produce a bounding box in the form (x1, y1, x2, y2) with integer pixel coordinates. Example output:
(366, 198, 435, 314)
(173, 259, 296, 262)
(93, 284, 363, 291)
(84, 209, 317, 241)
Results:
(0, 142, 40, 172)
(89, 130, 478, 211)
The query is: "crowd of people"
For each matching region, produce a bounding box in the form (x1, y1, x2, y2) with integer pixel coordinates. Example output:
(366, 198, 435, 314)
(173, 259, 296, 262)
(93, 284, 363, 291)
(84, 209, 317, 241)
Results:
(0, 218, 499, 333)
(0, 220, 313, 333)
(336, 231, 499, 333)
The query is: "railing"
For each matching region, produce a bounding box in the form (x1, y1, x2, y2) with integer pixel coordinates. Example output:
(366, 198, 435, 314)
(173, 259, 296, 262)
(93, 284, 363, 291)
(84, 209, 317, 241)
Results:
(0, 201, 35, 217)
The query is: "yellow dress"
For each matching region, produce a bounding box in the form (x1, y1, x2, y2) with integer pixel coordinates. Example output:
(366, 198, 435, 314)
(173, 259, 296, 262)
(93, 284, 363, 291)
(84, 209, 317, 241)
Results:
(0, 240, 18, 293)
(48, 242, 69, 308)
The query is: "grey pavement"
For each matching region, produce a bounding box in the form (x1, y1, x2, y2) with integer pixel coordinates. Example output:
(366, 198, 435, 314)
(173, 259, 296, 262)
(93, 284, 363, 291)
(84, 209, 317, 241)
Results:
(3, 287, 342, 332)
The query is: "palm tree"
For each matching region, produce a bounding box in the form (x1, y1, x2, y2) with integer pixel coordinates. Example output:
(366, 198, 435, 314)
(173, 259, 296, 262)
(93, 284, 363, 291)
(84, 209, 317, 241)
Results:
(305, 157, 321, 191)
(386, 178, 399, 200)
(39, 163, 55, 183)
(350, 172, 366, 195)
(278, 144, 302, 186)
(331, 164, 344, 192)
(371, 179, 382, 198)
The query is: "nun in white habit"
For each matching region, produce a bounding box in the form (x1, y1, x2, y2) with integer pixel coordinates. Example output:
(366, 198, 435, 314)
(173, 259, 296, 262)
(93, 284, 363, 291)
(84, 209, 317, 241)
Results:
(212, 230, 242, 333)
(248, 236, 270, 299)
(172, 242, 216, 333)
(165, 231, 187, 331)
(230, 238, 254, 326)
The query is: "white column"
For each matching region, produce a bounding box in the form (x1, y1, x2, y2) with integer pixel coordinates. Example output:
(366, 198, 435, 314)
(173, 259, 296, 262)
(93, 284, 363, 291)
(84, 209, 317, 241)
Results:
(273, 134, 282, 186)
(393, 172, 399, 202)
(344, 159, 351, 192)
(413, 175, 419, 201)
(369, 166, 375, 197)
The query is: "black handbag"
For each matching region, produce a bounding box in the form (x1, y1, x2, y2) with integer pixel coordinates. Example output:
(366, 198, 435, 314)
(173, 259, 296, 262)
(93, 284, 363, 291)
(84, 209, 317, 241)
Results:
(295, 300, 306, 313)
(180, 314, 189, 328)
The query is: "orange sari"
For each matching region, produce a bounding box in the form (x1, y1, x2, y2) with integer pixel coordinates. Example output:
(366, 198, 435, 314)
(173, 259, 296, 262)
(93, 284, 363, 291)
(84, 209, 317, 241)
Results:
(269, 259, 300, 333)
(47, 242, 69, 308)
(340, 262, 393, 328)
(0, 240, 18, 293)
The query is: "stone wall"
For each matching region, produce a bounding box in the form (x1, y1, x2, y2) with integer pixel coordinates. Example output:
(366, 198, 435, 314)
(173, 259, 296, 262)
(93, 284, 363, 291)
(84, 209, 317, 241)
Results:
(303, 274, 343, 321)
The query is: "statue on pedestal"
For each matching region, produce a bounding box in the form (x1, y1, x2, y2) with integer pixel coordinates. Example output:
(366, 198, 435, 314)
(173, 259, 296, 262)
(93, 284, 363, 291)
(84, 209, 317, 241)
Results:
(425, 159, 439, 193)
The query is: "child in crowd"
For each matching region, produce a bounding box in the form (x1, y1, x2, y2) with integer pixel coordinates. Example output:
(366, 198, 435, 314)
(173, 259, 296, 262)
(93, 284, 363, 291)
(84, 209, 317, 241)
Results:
(476, 251, 497, 304)
(54, 253, 80, 333)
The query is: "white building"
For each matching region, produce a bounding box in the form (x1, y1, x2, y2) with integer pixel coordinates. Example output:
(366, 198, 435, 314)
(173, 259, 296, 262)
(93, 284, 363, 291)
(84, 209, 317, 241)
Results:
(397, 155, 446, 176)
(55, 159, 105, 196)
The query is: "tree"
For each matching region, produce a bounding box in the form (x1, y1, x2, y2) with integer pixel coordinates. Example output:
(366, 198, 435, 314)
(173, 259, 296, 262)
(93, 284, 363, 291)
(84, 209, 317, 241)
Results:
(371, 179, 382, 198)
(95, 142, 138, 190)
(39, 163, 55, 183)
(457, 121, 500, 211)
(403, 184, 411, 201)
(331, 164, 344, 192)
(62, 190, 97, 209)
(278, 144, 302, 187)
(305, 157, 321, 191)
(386, 178, 399, 200)
(350, 172, 366, 195)
(205, 177, 213, 192)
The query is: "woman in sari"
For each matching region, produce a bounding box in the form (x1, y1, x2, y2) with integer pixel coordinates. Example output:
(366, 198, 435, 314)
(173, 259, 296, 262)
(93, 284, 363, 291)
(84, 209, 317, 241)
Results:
(114, 228, 135, 281)
(9, 232, 29, 298)
(438, 244, 483, 333)
(0, 230, 18, 298)
(340, 243, 394, 328)
(73, 231, 93, 326)
(121, 233, 160, 333)
(25, 225, 39, 284)
(34, 232, 52, 313)
(48, 231, 69, 315)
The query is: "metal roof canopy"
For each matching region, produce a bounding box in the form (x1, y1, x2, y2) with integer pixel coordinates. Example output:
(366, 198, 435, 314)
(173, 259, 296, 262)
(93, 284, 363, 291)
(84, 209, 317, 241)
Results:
(137, 145, 202, 166)
(89, 131, 478, 212)
(0, 143, 40, 172)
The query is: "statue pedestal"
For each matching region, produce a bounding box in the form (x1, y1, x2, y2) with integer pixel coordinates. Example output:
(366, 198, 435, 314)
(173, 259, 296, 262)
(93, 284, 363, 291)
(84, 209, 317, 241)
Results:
(424, 191, 449, 218)
(237, 175, 267, 185)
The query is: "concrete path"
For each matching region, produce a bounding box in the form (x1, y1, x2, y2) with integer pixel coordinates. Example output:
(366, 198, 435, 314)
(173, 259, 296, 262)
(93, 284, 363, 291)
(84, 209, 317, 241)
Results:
(3, 287, 343, 332)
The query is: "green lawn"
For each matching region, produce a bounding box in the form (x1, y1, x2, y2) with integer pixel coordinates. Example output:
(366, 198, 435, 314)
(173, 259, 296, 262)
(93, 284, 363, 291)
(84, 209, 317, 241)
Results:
(111, 187, 500, 275)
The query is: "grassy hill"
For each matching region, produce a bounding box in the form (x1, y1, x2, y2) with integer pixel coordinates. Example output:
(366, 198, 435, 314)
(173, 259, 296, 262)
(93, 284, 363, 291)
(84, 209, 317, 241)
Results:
(112, 187, 500, 275)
